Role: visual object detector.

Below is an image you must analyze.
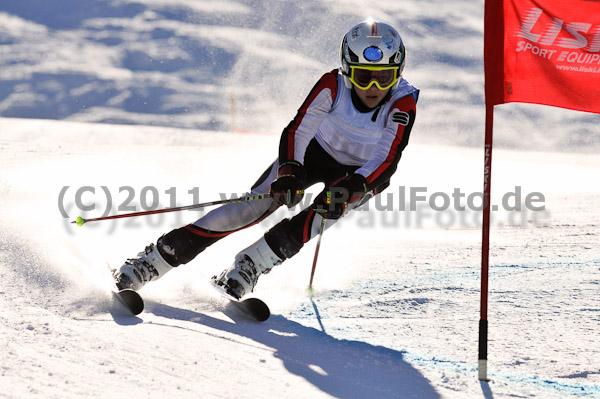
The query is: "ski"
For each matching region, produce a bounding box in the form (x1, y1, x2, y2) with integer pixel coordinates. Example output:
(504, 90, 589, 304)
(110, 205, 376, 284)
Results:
(106, 263, 144, 315)
(210, 276, 270, 322)
(112, 288, 144, 315)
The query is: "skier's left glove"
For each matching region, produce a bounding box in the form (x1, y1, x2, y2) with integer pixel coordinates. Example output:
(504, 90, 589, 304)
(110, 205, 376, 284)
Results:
(312, 173, 368, 219)
(270, 160, 306, 208)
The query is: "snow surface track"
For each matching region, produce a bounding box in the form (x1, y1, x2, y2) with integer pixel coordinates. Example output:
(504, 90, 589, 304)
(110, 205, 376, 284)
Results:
(1, 118, 599, 398)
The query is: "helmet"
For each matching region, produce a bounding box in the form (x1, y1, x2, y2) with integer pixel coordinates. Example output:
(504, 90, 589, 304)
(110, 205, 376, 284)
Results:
(340, 19, 406, 90)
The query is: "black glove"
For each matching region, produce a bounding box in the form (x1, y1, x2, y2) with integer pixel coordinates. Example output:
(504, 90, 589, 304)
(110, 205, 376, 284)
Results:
(270, 160, 306, 208)
(312, 173, 368, 219)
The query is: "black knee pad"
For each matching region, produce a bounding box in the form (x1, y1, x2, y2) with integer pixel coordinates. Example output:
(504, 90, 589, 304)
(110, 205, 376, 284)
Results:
(156, 226, 219, 267)
(264, 219, 304, 260)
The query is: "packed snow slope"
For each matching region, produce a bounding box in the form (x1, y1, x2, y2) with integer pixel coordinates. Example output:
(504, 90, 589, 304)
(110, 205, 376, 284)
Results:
(0, 0, 599, 151)
(1, 0, 599, 398)
(0, 118, 599, 399)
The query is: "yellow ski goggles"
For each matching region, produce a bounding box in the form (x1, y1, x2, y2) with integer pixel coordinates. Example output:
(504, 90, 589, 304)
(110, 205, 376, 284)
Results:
(348, 65, 400, 90)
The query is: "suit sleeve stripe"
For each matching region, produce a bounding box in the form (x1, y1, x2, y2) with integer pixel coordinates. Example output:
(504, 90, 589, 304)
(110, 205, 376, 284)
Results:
(280, 70, 338, 164)
(365, 96, 417, 185)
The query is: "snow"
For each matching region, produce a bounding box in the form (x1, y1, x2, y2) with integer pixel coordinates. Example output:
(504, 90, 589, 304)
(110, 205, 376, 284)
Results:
(1, 0, 600, 398)
(1, 118, 599, 398)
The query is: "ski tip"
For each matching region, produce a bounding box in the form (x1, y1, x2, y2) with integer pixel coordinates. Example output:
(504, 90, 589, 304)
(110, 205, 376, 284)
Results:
(113, 289, 144, 315)
(238, 298, 270, 322)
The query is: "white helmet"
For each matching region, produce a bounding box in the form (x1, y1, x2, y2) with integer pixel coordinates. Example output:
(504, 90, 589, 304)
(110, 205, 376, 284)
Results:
(340, 20, 406, 90)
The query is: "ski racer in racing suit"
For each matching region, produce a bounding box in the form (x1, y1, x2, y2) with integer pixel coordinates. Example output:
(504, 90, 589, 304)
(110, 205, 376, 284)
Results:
(113, 19, 419, 299)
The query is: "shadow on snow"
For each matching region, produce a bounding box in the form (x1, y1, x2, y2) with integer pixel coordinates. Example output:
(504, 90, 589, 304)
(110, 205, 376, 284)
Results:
(146, 300, 441, 399)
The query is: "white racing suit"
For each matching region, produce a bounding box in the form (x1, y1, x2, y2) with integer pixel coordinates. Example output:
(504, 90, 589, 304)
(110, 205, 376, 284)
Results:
(157, 69, 419, 267)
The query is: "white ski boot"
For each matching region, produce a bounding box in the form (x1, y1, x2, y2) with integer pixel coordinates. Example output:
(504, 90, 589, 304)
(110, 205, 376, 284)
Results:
(215, 237, 283, 299)
(113, 243, 174, 291)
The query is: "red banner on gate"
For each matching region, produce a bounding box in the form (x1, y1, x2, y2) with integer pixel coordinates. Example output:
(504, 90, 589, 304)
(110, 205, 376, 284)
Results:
(485, 0, 600, 114)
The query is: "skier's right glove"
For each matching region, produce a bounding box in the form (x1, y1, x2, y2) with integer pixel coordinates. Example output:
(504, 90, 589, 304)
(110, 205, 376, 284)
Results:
(270, 160, 306, 208)
(312, 173, 368, 219)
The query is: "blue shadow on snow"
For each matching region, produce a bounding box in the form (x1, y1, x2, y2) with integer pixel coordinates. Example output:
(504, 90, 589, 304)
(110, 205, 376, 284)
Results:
(147, 301, 441, 399)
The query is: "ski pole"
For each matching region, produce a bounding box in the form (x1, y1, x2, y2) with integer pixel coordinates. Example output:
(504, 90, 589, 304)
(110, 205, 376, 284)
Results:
(71, 193, 272, 226)
(307, 217, 327, 295)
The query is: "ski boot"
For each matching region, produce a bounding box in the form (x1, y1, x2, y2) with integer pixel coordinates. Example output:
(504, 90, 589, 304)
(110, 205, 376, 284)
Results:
(214, 237, 283, 299)
(113, 243, 174, 291)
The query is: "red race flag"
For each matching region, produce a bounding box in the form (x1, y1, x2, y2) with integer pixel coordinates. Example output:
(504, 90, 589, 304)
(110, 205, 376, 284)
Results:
(485, 0, 600, 114)
(480, 0, 599, 381)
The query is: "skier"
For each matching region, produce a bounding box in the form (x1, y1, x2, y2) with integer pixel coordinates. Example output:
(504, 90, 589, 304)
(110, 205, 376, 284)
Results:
(113, 19, 419, 299)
